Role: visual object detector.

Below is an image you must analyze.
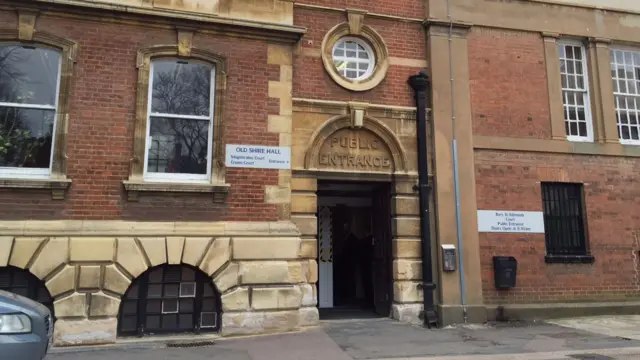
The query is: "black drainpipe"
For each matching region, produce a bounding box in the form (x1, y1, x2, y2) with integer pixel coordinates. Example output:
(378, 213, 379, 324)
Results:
(408, 71, 438, 328)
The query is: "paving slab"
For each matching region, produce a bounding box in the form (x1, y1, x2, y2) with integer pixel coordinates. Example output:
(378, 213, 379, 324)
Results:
(47, 318, 640, 360)
(548, 316, 640, 341)
(321, 318, 640, 358)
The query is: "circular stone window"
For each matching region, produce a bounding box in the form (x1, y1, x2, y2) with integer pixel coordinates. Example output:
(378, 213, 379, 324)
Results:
(321, 23, 389, 92)
(332, 37, 375, 81)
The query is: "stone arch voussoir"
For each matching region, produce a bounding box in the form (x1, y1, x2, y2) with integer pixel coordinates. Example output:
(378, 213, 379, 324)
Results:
(117, 236, 234, 297)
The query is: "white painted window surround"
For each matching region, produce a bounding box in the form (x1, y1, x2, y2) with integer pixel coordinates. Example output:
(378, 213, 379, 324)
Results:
(0, 45, 62, 179)
(610, 48, 640, 144)
(143, 59, 216, 183)
(558, 41, 594, 142)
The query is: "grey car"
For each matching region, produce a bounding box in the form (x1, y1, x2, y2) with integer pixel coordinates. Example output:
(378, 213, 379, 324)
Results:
(0, 289, 53, 360)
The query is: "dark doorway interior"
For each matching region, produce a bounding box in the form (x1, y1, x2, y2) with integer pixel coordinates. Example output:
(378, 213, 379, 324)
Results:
(317, 180, 392, 320)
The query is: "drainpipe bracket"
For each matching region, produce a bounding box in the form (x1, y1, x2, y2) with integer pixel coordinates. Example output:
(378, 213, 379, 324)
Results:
(417, 282, 437, 290)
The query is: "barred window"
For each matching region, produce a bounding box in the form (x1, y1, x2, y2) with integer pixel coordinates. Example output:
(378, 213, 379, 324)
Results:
(558, 42, 593, 141)
(541, 182, 592, 263)
(118, 264, 221, 336)
(610, 49, 640, 144)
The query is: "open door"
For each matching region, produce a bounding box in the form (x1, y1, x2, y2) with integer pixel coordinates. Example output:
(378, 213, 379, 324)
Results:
(370, 183, 392, 317)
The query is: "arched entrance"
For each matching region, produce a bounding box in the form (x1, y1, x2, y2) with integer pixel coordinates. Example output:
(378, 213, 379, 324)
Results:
(0, 266, 54, 316)
(299, 115, 410, 320)
(118, 264, 221, 336)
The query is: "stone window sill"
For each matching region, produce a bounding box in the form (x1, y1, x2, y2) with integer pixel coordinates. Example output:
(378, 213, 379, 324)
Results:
(545, 254, 595, 264)
(0, 177, 72, 200)
(122, 180, 230, 203)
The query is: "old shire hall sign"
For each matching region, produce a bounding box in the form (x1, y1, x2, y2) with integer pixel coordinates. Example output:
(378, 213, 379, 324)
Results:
(317, 129, 393, 172)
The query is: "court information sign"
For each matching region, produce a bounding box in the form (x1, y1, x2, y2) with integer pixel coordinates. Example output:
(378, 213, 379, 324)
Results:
(225, 144, 291, 170)
(477, 210, 545, 233)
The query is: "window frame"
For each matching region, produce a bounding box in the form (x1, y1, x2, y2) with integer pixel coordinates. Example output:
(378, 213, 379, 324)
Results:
(321, 22, 389, 92)
(123, 45, 229, 202)
(609, 46, 640, 145)
(142, 58, 216, 183)
(331, 37, 376, 81)
(557, 40, 594, 142)
(540, 182, 594, 264)
(0, 24, 76, 199)
(0, 44, 63, 179)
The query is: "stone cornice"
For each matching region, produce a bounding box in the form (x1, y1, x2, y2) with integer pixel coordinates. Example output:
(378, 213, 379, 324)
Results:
(1, 1, 306, 44)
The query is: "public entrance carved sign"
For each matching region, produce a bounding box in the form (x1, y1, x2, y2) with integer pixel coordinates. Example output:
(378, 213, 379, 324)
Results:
(316, 128, 393, 172)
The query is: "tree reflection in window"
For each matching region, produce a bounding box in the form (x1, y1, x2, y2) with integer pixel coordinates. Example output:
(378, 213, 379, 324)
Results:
(145, 60, 214, 181)
(0, 45, 60, 177)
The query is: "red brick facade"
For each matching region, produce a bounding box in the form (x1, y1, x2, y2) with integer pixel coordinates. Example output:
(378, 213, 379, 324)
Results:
(469, 28, 551, 139)
(0, 13, 280, 221)
(470, 27, 640, 304)
(293, 8, 425, 106)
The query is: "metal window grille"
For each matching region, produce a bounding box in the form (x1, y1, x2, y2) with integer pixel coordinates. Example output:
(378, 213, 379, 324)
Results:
(117, 264, 221, 336)
(541, 182, 588, 256)
(0, 266, 54, 316)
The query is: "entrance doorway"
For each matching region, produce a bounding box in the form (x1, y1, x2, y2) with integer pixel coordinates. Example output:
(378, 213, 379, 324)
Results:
(316, 180, 393, 320)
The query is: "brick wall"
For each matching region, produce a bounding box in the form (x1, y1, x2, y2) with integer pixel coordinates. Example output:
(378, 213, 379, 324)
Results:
(468, 28, 551, 139)
(293, 8, 426, 106)
(296, 0, 423, 20)
(0, 12, 279, 221)
(476, 150, 640, 303)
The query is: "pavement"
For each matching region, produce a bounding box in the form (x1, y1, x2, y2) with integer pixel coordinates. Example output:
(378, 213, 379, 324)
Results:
(47, 317, 640, 360)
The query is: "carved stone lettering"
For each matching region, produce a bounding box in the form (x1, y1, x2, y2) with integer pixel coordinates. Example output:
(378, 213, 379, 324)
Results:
(317, 129, 393, 172)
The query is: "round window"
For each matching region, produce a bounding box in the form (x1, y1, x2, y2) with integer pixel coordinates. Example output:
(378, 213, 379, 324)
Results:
(332, 37, 375, 81)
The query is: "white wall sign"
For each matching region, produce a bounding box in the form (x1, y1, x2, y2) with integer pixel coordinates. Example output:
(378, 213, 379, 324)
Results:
(225, 144, 291, 170)
(477, 210, 545, 233)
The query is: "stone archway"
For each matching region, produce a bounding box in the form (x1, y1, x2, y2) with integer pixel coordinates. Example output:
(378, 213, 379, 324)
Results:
(117, 263, 222, 335)
(304, 115, 409, 174)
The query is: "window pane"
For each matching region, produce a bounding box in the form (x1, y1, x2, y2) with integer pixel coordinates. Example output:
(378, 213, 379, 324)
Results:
(150, 60, 211, 116)
(164, 284, 179, 297)
(0, 108, 54, 169)
(578, 122, 587, 137)
(147, 284, 162, 298)
(162, 314, 178, 329)
(0, 46, 60, 106)
(162, 299, 178, 313)
(121, 316, 137, 332)
(182, 268, 195, 281)
(123, 301, 137, 315)
(146, 299, 162, 313)
(146, 315, 160, 330)
(179, 314, 193, 330)
(201, 312, 216, 328)
(179, 282, 196, 297)
(147, 117, 209, 175)
(179, 298, 194, 313)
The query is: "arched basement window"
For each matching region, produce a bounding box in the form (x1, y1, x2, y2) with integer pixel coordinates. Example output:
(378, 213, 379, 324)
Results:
(0, 266, 54, 316)
(118, 264, 221, 336)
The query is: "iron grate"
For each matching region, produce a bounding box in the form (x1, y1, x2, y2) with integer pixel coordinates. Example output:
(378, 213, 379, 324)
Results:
(568, 354, 615, 360)
(166, 341, 216, 348)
